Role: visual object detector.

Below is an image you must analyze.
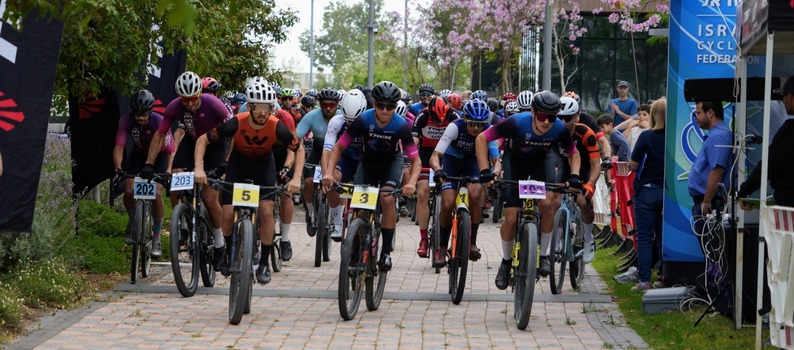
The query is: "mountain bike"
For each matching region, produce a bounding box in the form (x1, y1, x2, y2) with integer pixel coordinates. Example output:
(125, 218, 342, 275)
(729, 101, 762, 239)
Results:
(549, 186, 586, 294)
(443, 175, 477, 304)
(338, 186, 401, 320)
(305, 164, 332, 267)
(427, 183, 442, 274)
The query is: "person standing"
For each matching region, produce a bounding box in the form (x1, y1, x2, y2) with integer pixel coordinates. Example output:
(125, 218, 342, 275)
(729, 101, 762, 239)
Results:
(606, 81, 639, 125)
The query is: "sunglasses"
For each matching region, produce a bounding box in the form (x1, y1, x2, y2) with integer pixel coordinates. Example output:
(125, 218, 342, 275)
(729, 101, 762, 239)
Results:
(321, 102, 337, 109)
(534, 112, 557, 123)
(420, 93, 433, 97)
(281, 97, 292, 100)
(561, 114, 575, 122)
(179, 95, 200, 103)
(375, 102, 397, 111)
(248, 103, 271, 111)
(466, 120, 485, 128)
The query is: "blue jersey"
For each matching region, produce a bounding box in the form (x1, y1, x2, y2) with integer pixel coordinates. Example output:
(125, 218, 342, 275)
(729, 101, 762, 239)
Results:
(481, 111, 575, 158)
(409, 102, 424, 118)
(339, 109, 417, 161)
(435, 119, 498, 160)
(296, 108, 339, 144)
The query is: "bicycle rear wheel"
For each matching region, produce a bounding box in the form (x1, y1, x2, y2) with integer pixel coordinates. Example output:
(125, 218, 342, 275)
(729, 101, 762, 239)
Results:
(450, 210, 470, 304)
(365, 228, 387, 311)
(199, 206, 216, 287)
(515, 222, 538, 330)
(339, 218, 366, 320)
(229, 220, 253, 325)
(569, 216, 585, 289)
(130, 201, 144, 284)
(429, 193, 442, 273)
(140, 201, 153, 278)
(549, 209, 569, 295)
(314, 193, 326, 267)
(170, 203, 199, 297)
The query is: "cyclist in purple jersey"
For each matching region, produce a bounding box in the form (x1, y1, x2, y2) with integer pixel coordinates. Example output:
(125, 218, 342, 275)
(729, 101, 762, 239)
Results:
(476, 91, 582, 290)
(113, 90, 175, 258)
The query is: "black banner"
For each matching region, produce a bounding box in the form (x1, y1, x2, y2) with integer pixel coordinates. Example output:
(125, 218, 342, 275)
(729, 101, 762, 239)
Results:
(0, 13, 65, 232)
(70, 87, 120, 197)
(147, 48, 187, 114)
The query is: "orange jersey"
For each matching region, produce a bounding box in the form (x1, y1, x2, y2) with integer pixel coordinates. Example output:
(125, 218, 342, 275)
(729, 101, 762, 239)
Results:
(207, 112, 300, 159)
(572, 123, 600, 160)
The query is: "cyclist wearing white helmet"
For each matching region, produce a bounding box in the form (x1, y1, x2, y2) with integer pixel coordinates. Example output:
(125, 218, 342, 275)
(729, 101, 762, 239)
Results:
(516, 90, 534, 112)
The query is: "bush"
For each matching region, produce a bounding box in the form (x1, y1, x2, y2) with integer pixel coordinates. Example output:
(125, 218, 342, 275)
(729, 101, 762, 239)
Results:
(0, 283, 26, 335)
(77, 200, 127, 238)
(13, 259, 87, 309)
(63, 232, 128, 274)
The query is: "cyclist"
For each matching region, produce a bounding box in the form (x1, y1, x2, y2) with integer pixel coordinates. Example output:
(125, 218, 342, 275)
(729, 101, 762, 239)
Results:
(475, 90, 581, 289)
(409, 83, 435, 117)
(516, 90, 533, 112)
(298, 95, 316, 117)
(202, 77, 234, 115)
(563, 91, 612, 160)
(413, 97, 458, 258)
(280, 88, 302, 124)
(447, 93, 464, 117)
(194, 80, 304, 284)
(141, 71, 232, 271)
(558, 97, 600, 263)
(504, 101, 519, 118)
(322, 81, 421, 271)
(271, 88, 300, 261)
(113, 90, 176, 257)
(430, 99, 501, 263)
(438, 89, 452, 99)
(297, 88, 342, 237)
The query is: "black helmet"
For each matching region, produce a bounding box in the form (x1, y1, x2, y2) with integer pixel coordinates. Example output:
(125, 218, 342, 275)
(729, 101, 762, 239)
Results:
(317, 87, 340, 102)
(372, 81, 402, 103)
(532, 90, 561, 115)
(418, 83, 435, 94)
(486, 98, 499, 112)
(130, 90, 155, 115)
(300, 95, 316, 108)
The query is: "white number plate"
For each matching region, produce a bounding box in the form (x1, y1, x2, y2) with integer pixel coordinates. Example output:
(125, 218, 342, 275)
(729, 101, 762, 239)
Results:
(313, 166, 323, 184)
(133, 177, 156, 200)
(518, 180, 546, 199)
(170, 172, 195, 191)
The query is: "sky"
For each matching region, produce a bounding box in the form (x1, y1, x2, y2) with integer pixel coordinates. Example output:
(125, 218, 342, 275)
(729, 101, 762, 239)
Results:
(272, 0, 407, 73)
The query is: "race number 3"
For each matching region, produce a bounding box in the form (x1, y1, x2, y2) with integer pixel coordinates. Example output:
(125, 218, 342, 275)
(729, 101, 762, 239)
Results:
(518, 180, 546, 199)
(133, 177, 156, 200)
(350, 186, 379, 210)
(233, 183, 259, 208)
(170, 172, 195, 191)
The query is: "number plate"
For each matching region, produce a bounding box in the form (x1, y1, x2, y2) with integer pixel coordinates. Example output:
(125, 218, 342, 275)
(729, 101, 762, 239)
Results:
(428, 169, 435, 187)
(232, 183, 260, 208)
(350, 186, 379, 210)
(518, 180, 546, 199)
(456, 186, 469, 209)
(170, 172, 195, 191)
(338, 183, 355, 199)
(133, 177, 156, 200)
(313, 166, 322, 184)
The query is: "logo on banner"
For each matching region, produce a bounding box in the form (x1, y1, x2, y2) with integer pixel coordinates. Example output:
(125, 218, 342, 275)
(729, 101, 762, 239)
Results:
(153, 99, 166, 114)
(78, 97, 106, 120)
(0, 91, 23, 131)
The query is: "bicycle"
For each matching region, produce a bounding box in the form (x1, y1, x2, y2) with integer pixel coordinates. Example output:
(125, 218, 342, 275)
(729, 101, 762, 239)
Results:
(548, 186, 586, 294)
(442, 175, 477, 304)
(427, 182, 442, 274)
(305, 163, 331, 267)
(496, 179, 565, 330)
(169, 170, 218, 297)
(268, 187, 284, 273)
(338, 186, 401, 321)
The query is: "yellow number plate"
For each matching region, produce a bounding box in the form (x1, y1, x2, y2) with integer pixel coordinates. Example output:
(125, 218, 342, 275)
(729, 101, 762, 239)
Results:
(350, 186, 379, 210)
(232, 183, 259, 208)
(456, 187, 469, 209)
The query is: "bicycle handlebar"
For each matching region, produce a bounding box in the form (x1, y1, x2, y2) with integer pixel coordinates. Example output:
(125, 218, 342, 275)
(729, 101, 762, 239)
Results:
(206, 178, 288, 200)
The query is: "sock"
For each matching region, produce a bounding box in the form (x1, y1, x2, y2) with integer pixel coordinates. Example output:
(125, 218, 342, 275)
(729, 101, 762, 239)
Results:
(213, 228, 225, 248)
(420, 229, 428, 241)
(332, 205, 344, 225)
(281, 223, 291, 242)
(502, 239, 514, 261)
(470, 224, 479, 245)
(583, 223, 594, 243)
(540, 231, 551, 256)
(381, 228, 395, 255)
(260, 243, 271, 265)
(440, 226, 452, 248)
(152, 217, 163, 240)
(224, 235, 232, 249)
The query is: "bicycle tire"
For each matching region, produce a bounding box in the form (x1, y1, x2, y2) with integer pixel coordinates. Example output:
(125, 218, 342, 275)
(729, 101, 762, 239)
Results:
(140, 201, 153, 278)
(130, 201, 144, 284)
(429, 193, 442, 273)
(271, 238, 282, 272)
(315, 192, 326, 267)
(271, 201, 283, 272)
(569, 215, 585, 289)
(492, 188, 503, 223)
(365, 228, 387, 311)
(549, 209, 569, 295)
(515, 222, 538, 330)
(339, 218, 366, 320)
(450, 210, 470, 304)
(229, 220, 253, 325)
(199, 209, 216, 287)
(170, 203, 199, 297)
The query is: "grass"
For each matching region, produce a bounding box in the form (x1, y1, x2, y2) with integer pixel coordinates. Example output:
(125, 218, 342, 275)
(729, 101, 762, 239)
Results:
(590, 230, 767, 350)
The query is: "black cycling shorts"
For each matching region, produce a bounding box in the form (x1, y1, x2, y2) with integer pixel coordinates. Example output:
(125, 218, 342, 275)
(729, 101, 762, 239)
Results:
(173, 137, 227, 172)
(502, 149, 564, 208)
(354, 154, 404, 189)
(127, 151, 169, 175)
(221, 153, 277, 205)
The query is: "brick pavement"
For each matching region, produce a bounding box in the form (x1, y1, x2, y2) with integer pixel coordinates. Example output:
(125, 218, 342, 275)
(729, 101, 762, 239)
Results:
(9, 207, 647, 350)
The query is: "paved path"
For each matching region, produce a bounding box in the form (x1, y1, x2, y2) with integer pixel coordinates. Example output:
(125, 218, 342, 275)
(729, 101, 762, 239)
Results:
(9, 208, 647, 350)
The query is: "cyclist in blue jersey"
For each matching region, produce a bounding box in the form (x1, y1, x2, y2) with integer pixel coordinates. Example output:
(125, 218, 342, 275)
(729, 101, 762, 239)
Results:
(475, 91, 582, 290)
(322, 81, 421, 271)
(409, 83, 435, 117)
(430, 99, 501, 263)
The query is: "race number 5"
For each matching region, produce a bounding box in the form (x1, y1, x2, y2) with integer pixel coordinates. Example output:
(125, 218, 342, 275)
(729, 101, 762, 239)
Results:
(133, 177, 156, 200)
(518, 180, 546, 199)
(170, 172, 195, 191)
(233, 183, 259, 208)
(350, 186, 379, 210)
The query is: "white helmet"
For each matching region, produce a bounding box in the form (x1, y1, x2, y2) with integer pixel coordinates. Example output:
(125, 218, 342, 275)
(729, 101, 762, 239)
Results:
(340, 89, 367, 120)
(505, 101, 519, 113)
(438, 89, 452, 98)
(175, 71, 202, 97)
(558, 97, 579, 119)
(517, 90, 534, 110)
(246, 81, 277, 104)
(395, 100, 407, 117)
(245, 76, 268, 90)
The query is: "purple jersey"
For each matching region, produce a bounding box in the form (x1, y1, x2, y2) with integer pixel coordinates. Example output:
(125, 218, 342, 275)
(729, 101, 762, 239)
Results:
(159, 94, 232, 140)
(115, 112, 175, 154)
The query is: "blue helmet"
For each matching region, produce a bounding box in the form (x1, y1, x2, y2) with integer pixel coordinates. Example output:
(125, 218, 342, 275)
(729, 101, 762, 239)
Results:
(464, 99, 490, 121)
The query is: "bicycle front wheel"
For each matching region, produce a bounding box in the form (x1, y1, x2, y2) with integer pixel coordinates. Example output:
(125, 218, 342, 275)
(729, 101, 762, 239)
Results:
(549, 209, 569, 295)
(569, 215, 585, 289)
(515, 221, 538, 330)
(339, 218, 366, 320)
(170, 203, 199, 297)
(199, 207, 216, 287)
(314, 194, 326, 267)
(140, 201, 153, 278)
(450, 210, 470, 304)
(429, 193, 442, 273)
(366, 229, 387, 311)
(229, 220, 253, 325)
(130, 201, 144, 284)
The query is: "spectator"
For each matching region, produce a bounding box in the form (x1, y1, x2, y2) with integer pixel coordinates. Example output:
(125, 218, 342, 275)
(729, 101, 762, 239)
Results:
(597, 114, 631, 161)
(617, 103, 651, 152)
(606, 80, 639, 124)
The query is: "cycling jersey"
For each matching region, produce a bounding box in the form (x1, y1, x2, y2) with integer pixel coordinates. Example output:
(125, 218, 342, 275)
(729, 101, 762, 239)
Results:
(338, 109, 418, 161)
(412, 109, 458, 149)
(408, 102, 424, 117)
(207, 112, 300, 159)
(578, 111, 604, 139)
(115, 111, 175, 154)
(159, 94, 232, 140)
(325, 115, 363, 159)
(403, 111, 416, 127)
(481, 111, 576, 158)
(563, 123, 600, 178)
(435, 119, 498, 160)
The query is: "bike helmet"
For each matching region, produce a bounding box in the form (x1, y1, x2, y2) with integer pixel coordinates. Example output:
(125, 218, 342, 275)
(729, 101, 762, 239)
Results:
(532, 90, 561, 115)
(464, 98, 489, 121)
(486, 98, 499, 112)
(317, 87, 341, 102)
(418, 83, 435, 95)
(234, 92, 247, 105)
(517, 90, 534, 110)
(446, 93, 462, 110)
(428, 97, 449, 122)
(201, 77, 220, 94)
(130, 90, 155, 115)
(245, 76, 267, 90)
(300, 95, 316, 108)
(562, 91, 581, 104)
(558, 96, 579, 119)
(505, 101, 519, 114)
(340, 89, 367, 121)
(246, 81, 277, 104)
(438, 89, 452, 98)
(279, 88, 295, 98)
(305, 89, 318, 98)
(372, 81, 402, 103)
(502, 92, 517, 102)
(472, 90, 487, 101)
(175, 71, 202, 97)
(395, 100, 407, 117)
(225, 91, 235, 99)
(399, 88, 411, 104)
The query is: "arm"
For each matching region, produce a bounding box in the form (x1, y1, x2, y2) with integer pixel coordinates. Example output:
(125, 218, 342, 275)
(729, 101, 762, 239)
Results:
(429, 151, 443, 172)
(113, 146, 124, 170)
(568, 151, 581, 177)
(475, 134, 491, 172)
(701, 166, 725, 213)
(194, 135, 210, 185)
(288, 143, 305, 194)
(145, 132, 166, 164)
(597, 135, 611, 159)
(629, 160, 640, 172)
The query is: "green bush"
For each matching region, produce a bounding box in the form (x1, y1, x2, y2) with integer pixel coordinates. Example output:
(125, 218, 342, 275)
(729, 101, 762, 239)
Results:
(77, 200, 128, 238)
(63, 232, 128, 274)
(0, 283, 26, 335)
(13, 259, 87, 309)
